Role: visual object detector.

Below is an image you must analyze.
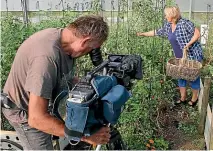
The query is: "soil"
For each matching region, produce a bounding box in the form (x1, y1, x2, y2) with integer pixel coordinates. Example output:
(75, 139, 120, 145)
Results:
(155, 100, 205, 150)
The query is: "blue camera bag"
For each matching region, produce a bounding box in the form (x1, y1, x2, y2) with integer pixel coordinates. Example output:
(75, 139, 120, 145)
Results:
(101, 85, 130, 124)
(65, 97, 94, 142)
(64, 75, 131, 142)
(91, 75, 117, 97)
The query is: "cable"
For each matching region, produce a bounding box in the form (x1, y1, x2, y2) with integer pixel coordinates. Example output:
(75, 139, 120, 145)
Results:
(1, 139, 23, 150)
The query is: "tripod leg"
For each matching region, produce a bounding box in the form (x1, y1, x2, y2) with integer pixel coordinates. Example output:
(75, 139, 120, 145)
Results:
(55, 139, 60, 150)
(106, 128, 127, 150)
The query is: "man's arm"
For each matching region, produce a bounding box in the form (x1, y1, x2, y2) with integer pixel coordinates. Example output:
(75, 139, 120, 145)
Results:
(28, 92, 111, 144)
(28, 92, 65, 137)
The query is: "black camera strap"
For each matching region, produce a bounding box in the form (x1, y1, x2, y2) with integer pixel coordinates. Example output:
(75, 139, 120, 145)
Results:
(1, 93, 19, 110)
(64, 126, 83, 138)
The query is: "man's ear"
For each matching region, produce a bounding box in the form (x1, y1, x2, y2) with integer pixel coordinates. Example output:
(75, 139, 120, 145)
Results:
(81, 37, 92, 48)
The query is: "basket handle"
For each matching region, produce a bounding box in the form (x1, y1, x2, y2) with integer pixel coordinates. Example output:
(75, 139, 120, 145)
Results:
(180, 47, 188, 65)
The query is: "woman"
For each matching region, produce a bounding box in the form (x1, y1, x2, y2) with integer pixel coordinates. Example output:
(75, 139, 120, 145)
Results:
(137, 6, 203, 107)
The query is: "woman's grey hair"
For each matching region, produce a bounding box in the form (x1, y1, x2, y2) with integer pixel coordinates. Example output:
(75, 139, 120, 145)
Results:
(68, 15, 109, 44)
(164, 6, 181, 22)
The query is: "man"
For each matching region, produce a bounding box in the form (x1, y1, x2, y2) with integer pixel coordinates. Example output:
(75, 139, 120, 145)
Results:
(2, 15, 110, 150)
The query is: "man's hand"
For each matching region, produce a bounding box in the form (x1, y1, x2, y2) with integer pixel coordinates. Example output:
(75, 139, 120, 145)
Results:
(72, 76, 79, 85)
(81, 127, 111, 145)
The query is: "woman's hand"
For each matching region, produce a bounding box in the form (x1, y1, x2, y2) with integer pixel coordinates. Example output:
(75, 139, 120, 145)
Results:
(136, 30, 155, 37)
(137, 32, 144, 36)
(81, 127, 111, 145)
(184, 44, 191, 50)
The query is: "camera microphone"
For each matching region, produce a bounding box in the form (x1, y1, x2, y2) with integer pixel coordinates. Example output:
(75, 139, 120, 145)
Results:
(90, 47, 103, 66)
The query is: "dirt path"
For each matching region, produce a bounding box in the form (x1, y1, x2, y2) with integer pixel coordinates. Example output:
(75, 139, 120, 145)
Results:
(156, 101, 205, 150)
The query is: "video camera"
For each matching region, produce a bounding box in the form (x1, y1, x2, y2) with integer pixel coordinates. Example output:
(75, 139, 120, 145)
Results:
(64, 48, 142, 141)
(69, 47, 142, 103)
(53, 48, 143, 144)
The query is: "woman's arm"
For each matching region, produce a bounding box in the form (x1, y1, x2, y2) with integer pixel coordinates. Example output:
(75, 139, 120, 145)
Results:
(186, 28, 200, 47)
(137, 30, 156, 37)
(137, 22, 169, 38)
(185, 27, 201, 48)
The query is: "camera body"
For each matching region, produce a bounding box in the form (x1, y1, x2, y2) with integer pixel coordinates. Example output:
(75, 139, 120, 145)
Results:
(69, 51, 143, 105)
(53, 48, 143, 142)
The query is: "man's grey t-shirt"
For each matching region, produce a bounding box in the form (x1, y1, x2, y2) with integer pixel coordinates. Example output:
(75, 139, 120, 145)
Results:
(3, 28, 74, 123)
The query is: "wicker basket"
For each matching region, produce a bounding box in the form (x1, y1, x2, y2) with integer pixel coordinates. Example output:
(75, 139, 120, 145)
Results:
(166, 48, 202, 81)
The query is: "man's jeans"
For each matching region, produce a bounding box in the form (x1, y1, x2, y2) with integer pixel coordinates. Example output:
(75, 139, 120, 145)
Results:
(2, 108, 53, 150)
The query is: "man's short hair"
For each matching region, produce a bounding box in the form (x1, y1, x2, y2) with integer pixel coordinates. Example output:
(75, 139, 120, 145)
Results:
(68, 15, 109, 44)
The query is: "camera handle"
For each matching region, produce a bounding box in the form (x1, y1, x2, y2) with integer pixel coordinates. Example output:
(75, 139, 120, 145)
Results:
(86, 60, 109, 81)
(95, 123, 111, 151)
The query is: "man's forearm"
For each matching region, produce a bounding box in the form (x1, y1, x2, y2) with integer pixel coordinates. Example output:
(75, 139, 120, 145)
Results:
(28, 113, 65, 137)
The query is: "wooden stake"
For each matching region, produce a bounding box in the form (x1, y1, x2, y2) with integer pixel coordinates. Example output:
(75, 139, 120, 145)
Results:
(210, 103, 213, 150)
(198, 77, 211, 134)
